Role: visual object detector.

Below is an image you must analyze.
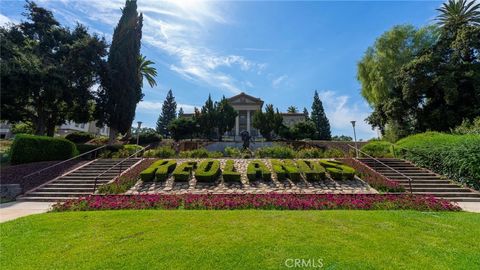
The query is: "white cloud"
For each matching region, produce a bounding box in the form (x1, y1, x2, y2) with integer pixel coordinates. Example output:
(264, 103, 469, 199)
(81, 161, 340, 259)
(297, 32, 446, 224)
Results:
(0, 14, 16, 26)
(318, 90, 377, 139)
(138, 101, 197, 114)
(272, 75, 288, 88)
(40, 0, 263, 95)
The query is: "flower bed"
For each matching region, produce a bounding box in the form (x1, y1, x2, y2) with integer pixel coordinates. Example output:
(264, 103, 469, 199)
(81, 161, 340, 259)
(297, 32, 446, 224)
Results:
(51, 193, 460, 212)
(340, 158, 404, 192)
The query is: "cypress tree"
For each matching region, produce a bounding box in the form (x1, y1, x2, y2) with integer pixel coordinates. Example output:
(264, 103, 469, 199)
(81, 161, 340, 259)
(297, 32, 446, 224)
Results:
(311, 90, 331, 140)
(215, 96, 238, 141)
(197, 94, 217, 139)
(303, 107, 309, 121)
(178, 107, 184, 118)
(96, 0, 143, 144)
(156, 89, 177, 137)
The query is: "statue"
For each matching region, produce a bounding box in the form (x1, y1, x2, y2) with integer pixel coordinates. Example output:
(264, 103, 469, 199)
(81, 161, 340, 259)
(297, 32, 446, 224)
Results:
(240, 130, 252, 150)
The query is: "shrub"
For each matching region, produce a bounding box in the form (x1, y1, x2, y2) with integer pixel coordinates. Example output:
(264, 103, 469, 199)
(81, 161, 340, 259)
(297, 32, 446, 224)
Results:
(453, 117, 480, 135)
(323, 148, 345, 158)
(360, 141, 394, 158)
(319, 160, 356, 180)
(296, 148, 324, 158)
(179, 148, 223, 158)
(224, 147, 242, 158)
(75, 144, 99, 155)
(129, 130, 162, 145)
(296, 160, 326, 181)
(10, 134, 78, 164)
(271, 160, 300, 181)
(195, 160, 221, 182)
(247, 160, 271, 181)
(140, 160, 168, 182)
(65, 132, 94, 143)
(155, 160, 177, 181)
(396, 132, 480, 190)
(173, 161, 197, 182)
(223, 160, 241, 182)
(143, 146, 175, 158)
(255, 145, 295, 159)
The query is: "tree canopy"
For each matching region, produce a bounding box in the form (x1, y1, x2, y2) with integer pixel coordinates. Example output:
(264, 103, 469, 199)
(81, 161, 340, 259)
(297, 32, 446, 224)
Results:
(310, 91, 331, 140)
(0, 1, 108, 136)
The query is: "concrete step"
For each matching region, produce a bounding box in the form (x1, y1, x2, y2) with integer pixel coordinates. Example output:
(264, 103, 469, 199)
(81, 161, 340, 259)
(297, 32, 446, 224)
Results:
(395, 180, 451, 184)
(26, 191, 92, 197)
(37, 187, 95, 192)
(407, 183, 462, 188)
(17, 196, 79, 202)
(442, 197, 480, 202)
(413, 192, 480, 198)
(410, 187, 471, 192)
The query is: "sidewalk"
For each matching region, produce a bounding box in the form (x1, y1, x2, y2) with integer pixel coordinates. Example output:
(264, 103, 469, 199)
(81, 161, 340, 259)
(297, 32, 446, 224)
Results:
(0, 201, 53, 223)
(457, 202, 480, 213)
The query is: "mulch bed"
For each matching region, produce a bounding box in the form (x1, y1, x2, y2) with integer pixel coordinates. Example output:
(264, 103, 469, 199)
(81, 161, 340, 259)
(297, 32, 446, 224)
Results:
(1, 160, 88, 193)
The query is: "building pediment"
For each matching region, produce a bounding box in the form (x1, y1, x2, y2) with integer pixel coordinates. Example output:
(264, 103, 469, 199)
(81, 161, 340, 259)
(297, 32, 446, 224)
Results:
(227, 92, 264, 105)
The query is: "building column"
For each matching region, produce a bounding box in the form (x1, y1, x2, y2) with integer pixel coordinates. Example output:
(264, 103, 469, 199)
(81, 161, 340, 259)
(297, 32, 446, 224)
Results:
(235, 115, 239, 136)
(247, 110, 251, 133)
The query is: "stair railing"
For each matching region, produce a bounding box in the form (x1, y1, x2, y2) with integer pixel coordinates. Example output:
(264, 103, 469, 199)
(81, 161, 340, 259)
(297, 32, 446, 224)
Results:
(92, 145, 150, 193)
(347, 144, 413, 193)
(22, 145, 107, 180)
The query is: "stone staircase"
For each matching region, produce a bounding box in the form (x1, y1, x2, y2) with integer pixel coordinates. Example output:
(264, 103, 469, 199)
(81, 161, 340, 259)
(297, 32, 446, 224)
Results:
(18, 158, 141, 202)
(358, 158, 480, 202)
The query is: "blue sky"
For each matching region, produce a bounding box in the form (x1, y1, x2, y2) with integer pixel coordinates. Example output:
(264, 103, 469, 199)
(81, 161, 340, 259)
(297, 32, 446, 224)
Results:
(0, 0, 442, 139)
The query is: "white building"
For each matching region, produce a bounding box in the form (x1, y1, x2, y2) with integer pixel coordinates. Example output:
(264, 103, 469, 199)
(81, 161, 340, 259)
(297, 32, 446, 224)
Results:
(57, 121, 110, 137)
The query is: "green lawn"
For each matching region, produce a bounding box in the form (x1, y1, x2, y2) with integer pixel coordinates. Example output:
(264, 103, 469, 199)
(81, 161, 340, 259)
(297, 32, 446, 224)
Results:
(1, 210, 479, 269)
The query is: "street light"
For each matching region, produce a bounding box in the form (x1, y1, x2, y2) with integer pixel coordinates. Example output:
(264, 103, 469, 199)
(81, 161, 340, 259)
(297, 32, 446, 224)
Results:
(350, 120, 358, 158)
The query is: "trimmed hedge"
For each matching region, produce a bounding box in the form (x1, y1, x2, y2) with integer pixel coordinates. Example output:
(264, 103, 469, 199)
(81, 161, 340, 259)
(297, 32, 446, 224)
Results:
(247, 160, 271, 181)
(173, 161, 197, 182)
(319, 160, 356, 180)
(10, 134, 78, 164)
(65, 131, 94, 143)
(223, 160, 241, 182)
(195, 160, 221, 182)
(270, 160, 300, 181)
(75, 144, 99, 155)
(360, 141, 394, 158)
(140, 160, 168, 182)
(396, 132, 480, 190)
(296, 160, 326, 181)
(154, 160, 177, 181)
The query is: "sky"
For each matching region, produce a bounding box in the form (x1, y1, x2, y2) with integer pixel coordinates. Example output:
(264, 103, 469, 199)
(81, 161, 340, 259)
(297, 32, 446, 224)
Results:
(0, 0, 443, 140)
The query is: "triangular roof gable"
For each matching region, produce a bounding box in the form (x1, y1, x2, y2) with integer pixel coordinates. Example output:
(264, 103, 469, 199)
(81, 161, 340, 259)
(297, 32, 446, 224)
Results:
(227, 92, 264, 105)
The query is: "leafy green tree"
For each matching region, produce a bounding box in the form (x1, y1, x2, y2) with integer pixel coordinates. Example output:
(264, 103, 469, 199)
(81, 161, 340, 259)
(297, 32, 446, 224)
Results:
(0, 2, 107, 136)
(11, 122, 35, 135)
(252, 104, 278, 141)
(196, 94, 217, 139)
(437, 0, 480, 27)
(310, 91, 331, 140)
(287, 106, 298, 113)
(168, 117, 197, 141)
(291, 121, 317, 140)
(138, 55, 157, 88)
(96, 0, 143, 144)
(332, 135, 353, 141)
(215, 96, 237, 141)
(156, 89, 177, 137)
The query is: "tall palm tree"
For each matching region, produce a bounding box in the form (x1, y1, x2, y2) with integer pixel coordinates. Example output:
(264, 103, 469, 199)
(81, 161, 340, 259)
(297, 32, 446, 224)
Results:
(138, 55, 157, 88)
(437, 0, 480, 27)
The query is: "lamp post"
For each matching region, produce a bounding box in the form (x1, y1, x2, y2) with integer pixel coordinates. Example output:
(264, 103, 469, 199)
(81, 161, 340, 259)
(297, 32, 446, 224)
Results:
(350, 120, 358, 158)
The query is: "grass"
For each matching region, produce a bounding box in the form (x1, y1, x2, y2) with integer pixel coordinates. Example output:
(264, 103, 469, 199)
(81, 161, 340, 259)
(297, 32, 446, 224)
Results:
(1, 210, 479, 269)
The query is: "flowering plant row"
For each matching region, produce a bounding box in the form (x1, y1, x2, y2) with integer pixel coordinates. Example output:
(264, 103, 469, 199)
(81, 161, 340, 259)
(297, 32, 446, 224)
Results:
(340, 158, 405, 192)
(51, 193, 460, 212)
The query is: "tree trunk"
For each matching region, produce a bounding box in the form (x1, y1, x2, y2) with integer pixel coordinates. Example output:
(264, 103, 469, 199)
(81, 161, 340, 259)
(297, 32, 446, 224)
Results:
(34, 115, 46, 136)
(46, 123, 56, 137)
(109, 128, 117, 145)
